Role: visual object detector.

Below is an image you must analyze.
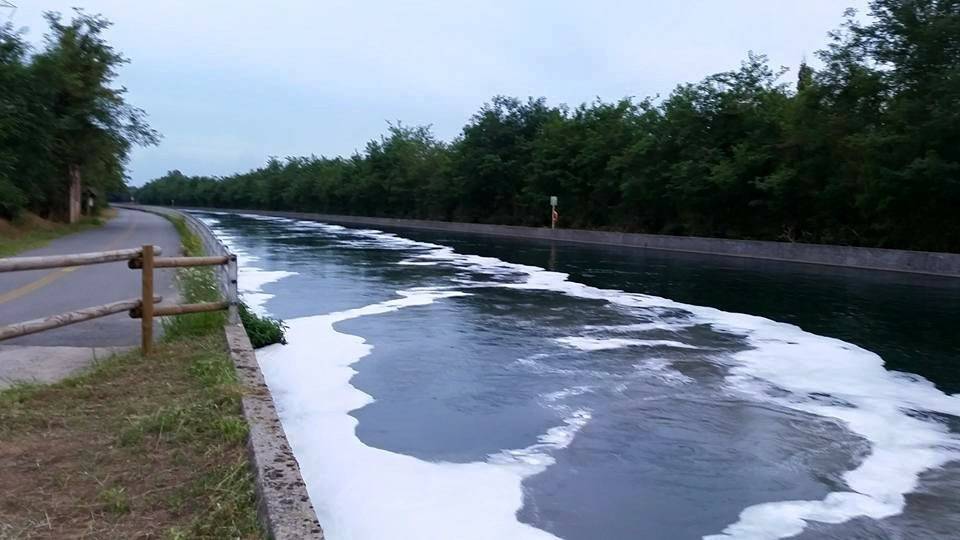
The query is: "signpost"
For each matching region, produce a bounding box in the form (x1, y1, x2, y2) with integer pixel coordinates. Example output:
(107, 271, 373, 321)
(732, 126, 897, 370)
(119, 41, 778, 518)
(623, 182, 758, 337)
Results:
(550, 196, 558, 229)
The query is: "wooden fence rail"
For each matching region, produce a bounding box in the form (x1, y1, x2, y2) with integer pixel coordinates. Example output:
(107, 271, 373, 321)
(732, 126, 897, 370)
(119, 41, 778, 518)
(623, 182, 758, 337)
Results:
(0, 244, 238, 355)
(0, 297, 161, 341)
(0, 247, 163, 273)
(128, 255, 230, 269)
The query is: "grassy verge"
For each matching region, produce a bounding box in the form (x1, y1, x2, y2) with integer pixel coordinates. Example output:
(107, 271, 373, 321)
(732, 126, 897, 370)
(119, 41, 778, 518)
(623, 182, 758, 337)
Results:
(0, 336, 262, 539)
(0, 210, 269, 538)
(0, 209, 116, 257)
(163, 214, 286, 348)
(162, 215, 226, 341)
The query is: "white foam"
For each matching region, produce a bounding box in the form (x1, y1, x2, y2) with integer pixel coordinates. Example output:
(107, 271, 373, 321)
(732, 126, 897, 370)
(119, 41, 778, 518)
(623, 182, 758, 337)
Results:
(197, 216, 221, 227)
(488, 409, 592, 469)
(258, 289, 585, 540)
(556, 336, 699, 351)
(582, 321, 692, 333)
(238, 268, 297, 315)
(542, 386, 593, 403)
(397, 259, 442, 266)
(636, 358, 694, 386)
(239, 212, 288, 221)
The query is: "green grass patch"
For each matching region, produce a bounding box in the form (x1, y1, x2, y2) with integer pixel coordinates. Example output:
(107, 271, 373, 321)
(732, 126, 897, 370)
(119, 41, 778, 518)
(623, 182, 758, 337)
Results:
(168, 214, 204, 256)
(163, 265, 226, 340)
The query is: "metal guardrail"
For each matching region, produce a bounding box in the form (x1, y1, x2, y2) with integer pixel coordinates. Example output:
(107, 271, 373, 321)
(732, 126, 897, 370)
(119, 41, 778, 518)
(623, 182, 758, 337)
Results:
(0, 244, 238, 355)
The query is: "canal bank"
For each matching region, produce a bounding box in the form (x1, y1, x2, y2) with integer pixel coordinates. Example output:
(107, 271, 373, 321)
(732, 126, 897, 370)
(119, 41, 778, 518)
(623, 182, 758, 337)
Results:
(166, 207, 960, 278)
(116, 204, 322, 539)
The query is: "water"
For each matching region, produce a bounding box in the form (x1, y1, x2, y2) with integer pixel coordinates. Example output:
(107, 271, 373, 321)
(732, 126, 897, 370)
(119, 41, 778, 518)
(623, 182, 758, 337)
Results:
(196, 211, 960, 540)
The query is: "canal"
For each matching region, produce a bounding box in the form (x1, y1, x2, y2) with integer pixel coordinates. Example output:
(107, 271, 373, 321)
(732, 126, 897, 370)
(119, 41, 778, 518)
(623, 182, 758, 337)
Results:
(196, 211, 960, 540)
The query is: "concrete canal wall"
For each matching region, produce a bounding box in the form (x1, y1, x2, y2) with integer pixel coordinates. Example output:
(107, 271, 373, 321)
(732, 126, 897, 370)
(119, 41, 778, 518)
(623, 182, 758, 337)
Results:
(174, 206, 960, 278)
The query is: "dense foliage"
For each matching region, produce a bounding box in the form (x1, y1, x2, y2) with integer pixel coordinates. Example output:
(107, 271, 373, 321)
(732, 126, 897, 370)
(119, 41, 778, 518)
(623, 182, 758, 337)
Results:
(140, 1, 957, 251)
(238, 303, 287, 348)
(0, 10, 157, 220)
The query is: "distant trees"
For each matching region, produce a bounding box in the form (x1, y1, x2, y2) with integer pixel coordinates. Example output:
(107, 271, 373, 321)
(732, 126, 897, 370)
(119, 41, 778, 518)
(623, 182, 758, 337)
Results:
(0, 10, 157, 222)
(137, 0, 960, 251)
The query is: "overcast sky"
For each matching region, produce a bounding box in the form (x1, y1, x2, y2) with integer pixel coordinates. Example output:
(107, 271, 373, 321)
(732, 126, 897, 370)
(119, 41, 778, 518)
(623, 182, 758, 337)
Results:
(10, 1, 868, 185)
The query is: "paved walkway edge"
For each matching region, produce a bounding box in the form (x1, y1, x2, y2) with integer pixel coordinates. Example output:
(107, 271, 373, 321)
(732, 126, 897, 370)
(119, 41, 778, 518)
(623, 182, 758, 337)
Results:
(118, 204, 323, 539)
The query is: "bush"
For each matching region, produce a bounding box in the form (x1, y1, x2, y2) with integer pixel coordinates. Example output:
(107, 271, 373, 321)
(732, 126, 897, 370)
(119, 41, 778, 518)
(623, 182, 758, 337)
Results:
(238, 302, 286, 348)
(0, 177, 27, 220)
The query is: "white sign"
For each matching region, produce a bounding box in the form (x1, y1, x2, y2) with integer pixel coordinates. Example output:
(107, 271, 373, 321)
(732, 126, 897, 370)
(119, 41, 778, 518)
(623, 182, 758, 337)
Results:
(550, 196, 558, 207)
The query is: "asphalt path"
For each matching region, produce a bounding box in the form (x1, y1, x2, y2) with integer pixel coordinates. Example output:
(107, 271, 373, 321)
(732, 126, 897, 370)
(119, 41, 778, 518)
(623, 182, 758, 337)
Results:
(0, 208, 181, 347)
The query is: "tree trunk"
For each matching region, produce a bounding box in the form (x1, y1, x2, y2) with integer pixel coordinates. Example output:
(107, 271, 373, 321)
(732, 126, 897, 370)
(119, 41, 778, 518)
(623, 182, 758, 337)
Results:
(68, 164, 81, 224)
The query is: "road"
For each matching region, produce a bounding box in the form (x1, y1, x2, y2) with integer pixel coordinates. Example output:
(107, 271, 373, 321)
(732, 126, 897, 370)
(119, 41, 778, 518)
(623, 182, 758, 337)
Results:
(0, 208, 181, 386)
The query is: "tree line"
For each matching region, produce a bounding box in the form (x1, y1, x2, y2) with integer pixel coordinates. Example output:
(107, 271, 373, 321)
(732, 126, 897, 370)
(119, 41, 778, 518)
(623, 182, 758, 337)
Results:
(138, 0, 958, 252)
(0, 11, 157, 222)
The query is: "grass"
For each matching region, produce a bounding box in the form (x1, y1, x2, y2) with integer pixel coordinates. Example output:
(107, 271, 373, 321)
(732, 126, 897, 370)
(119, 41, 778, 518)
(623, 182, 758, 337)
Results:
(0, 209, 116, 257)
(162, 215, 229, 341)
(0, 335, 263, 539)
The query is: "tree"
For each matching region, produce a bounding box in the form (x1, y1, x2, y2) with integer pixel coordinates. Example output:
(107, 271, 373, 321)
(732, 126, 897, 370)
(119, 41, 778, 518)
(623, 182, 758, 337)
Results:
(453, 97, 563, 224)
(31, 10, 158, 222)
(0, 23, 51, 219)
(814, 0, 960, 249)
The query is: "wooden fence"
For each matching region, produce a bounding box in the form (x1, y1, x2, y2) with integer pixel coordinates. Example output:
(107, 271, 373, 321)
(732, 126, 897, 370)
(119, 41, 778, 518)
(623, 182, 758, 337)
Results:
(0, 244, 238, 355)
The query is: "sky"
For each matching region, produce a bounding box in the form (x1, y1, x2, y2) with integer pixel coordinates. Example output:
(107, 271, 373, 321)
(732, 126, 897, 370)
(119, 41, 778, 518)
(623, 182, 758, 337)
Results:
(8, 0, 869, 185)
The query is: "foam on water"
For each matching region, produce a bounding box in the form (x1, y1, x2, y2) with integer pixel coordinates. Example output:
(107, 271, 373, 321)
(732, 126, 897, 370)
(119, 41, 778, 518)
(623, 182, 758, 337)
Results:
(197, 216, 221, 226)
(636, 357, 695, 386)
(210, 213, 960, 540)
(257, 289, 585, 540)
(239, 212, 289, 222)
(582, 321, 688, 333)
(556, 336, 699, 351)
(542, 386, 594, 403)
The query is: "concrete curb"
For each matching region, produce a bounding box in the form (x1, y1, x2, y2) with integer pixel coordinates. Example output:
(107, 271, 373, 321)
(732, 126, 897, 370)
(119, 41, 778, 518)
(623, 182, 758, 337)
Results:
(225, 324, 324, 539)
(170, 206, 960, 278)
(116, 204, 323, 539)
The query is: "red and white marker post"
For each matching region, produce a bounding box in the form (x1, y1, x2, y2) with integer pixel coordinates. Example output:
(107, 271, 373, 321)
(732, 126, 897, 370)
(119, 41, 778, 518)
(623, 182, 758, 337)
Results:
(550, 195, 559, 229)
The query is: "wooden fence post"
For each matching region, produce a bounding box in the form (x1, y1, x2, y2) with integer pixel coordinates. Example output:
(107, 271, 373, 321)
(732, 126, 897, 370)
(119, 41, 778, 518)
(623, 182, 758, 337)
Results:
(141, 244, 154, 356)
(227, 253, 239, 324)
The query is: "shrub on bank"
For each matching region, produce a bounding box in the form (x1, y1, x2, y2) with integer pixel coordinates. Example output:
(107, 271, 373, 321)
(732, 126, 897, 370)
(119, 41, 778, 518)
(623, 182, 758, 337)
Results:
(238, 303, 286, 348)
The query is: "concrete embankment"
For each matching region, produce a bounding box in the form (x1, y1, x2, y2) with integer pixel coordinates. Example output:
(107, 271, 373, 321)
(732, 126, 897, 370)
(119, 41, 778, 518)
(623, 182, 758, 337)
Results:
(174, 206, 960, 278)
